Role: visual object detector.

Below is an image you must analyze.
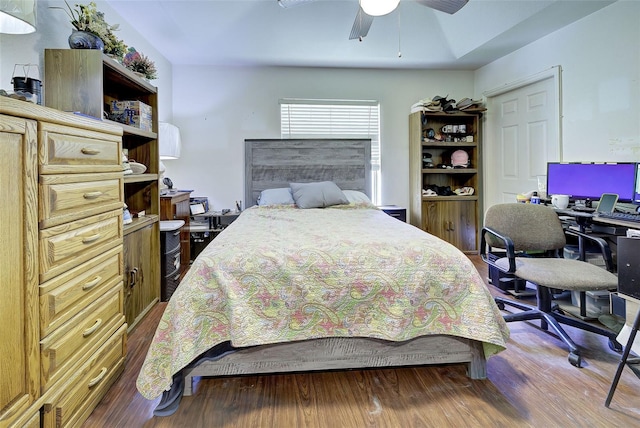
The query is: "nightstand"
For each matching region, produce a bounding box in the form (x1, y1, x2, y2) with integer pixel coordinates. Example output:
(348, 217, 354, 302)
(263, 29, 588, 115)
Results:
(190, 211, 241, 262)
(378, 205, 407, 222)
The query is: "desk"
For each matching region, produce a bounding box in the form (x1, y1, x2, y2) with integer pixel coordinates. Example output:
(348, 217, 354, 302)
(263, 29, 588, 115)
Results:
(555, 208, 640, 265)
(555, 208, 640, 230)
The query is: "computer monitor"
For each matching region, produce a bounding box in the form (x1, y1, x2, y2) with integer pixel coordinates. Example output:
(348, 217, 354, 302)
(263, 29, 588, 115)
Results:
(546, 162, 637, 202)
(635, 164, 640, 205)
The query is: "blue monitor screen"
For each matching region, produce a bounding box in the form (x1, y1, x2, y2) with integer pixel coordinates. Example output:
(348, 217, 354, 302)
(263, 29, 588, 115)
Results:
(546, 162, 637, 202)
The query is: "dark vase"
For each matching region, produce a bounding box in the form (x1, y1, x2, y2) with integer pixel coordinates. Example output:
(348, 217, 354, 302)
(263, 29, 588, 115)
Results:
(68, 30, 104, 50)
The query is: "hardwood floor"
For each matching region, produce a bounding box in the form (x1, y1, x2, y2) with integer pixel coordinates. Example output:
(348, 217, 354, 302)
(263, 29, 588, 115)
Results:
(83, 256, 640, 427)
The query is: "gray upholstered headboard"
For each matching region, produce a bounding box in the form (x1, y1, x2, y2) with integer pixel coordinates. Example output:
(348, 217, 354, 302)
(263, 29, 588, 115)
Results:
(245, 139, 372, 207)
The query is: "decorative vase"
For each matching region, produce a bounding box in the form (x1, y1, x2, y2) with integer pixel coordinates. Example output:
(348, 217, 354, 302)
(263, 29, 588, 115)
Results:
(68, 30, 104, 50)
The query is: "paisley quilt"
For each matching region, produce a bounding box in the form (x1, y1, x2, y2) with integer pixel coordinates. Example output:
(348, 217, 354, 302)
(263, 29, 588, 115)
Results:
(137, 204, 509, 399)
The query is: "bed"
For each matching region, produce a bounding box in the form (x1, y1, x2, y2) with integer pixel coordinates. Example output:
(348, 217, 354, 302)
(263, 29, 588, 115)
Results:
(136, 139, 509, 416)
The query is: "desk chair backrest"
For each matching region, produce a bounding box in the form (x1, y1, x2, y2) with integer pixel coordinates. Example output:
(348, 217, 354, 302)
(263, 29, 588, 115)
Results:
(484, 203, 566, 252)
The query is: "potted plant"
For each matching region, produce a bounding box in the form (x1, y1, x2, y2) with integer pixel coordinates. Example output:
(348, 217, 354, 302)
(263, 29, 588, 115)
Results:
(123, 47, 158, 80)
(52, 1, 119, 51)
(104, 31, 128, 60)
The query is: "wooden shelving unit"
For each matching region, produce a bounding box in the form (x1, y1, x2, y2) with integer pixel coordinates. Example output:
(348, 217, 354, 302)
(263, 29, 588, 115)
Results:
(45, 49, 161, 330)
(409, 110, 483, 254)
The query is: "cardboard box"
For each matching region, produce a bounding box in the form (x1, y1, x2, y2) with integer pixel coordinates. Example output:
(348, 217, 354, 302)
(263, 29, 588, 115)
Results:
(111, 100, 153, 131)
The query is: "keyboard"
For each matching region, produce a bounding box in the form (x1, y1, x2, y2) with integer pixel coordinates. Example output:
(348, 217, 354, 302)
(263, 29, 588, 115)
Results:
(572, 206, 596, 213)
(597, 211, 640, 223)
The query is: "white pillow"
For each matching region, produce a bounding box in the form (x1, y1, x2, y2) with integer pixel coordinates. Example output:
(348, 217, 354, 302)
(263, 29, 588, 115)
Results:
(289, 181, 349, 209)
(257, 188, 295, 206)
(343, 190, 372, 204)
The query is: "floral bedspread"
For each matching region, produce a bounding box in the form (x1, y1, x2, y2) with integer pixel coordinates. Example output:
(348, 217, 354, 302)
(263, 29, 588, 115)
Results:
(137, 204, 509, 399)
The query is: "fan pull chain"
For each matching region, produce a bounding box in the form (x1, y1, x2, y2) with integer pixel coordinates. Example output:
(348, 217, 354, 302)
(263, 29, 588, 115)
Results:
(397, 7, 402, 57)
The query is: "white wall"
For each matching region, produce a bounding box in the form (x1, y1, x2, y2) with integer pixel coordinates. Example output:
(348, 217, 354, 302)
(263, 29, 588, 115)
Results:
(5, 1, 637, 214)
(0, 0, 174, 120)
(168, 66, 474, 211)
(474, 1, 640, 164)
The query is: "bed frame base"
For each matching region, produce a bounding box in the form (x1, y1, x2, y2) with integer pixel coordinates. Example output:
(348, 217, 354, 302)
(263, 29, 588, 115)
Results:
(183, 335, 486, 396)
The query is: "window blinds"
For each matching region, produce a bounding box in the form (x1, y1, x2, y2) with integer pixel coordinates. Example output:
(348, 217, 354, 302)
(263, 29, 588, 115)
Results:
(280, 98, 381, 204)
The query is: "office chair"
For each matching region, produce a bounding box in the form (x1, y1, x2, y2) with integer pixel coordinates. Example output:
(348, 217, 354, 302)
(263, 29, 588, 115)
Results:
(481, 203, 621, 367)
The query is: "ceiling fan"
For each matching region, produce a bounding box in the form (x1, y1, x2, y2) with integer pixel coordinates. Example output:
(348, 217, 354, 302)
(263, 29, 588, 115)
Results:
(278, 0, 469, 40)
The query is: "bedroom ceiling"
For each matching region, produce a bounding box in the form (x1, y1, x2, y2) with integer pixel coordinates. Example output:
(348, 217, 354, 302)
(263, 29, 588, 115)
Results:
(105, 0, 615, 69)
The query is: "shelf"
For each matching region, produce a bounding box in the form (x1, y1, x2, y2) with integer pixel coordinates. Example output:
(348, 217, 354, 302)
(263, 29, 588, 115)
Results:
(124, 173, 159, 184)
(124, 214, 159, 235)
(102, 53, 158, 93)
(423, 141, 477, 147)
(103, 119, 157, 139)
(422, 195, 479, 202)
(414, 110, 486, 117)
(409, 110, 483, 254)
(45, 48, 161, 342)
(422, 168, 478, 174)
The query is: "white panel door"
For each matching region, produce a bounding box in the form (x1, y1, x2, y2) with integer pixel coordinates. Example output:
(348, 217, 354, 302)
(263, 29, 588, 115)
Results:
(485, 76, 560, 208)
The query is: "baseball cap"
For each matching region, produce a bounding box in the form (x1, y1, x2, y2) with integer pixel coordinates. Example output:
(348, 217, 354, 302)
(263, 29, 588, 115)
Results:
(451, 149, 469, 167)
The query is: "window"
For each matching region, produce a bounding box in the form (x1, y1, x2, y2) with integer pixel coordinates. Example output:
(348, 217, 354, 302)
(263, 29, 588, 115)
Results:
(280, 98, 381, 205)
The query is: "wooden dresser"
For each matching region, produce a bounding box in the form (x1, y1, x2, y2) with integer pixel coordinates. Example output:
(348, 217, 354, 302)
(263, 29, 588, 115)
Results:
(0, 97, 126, 428)
(45, 49, 161, 332)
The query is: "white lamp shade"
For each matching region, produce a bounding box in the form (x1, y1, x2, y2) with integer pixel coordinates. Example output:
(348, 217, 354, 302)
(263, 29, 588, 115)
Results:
(359, 0, 400, 17)
(0, 0, 36, 34)
(159, 122, 182, 159)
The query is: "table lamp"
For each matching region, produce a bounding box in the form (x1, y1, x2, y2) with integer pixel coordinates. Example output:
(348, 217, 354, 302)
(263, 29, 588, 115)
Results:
(0, 0, 37, 34)
(159, 122, 182, 194)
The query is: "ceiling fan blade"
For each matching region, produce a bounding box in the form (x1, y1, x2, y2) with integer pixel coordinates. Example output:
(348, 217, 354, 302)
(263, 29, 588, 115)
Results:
(414, 0, 469, 14)
(277, 0, 317, 9)
(349, 7, 374, 40)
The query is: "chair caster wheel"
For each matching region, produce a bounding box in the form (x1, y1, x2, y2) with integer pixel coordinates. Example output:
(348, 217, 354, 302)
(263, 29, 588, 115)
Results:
(609, 339, 623, 353)
(568, 352, 582, 367)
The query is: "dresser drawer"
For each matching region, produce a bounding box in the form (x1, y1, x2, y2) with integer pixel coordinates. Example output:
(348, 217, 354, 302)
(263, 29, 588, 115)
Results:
(40, 286, 124, 393)
(40, 122, 122, 175)
(43, 323, 126, 428)
(40, 246, 123, 337)
(39, 210, 122, 282)
(162, 264, 181, 301)
(162, 245, 181, 276)
(40, 172, 123, 228)
(161, 229, 181, 255)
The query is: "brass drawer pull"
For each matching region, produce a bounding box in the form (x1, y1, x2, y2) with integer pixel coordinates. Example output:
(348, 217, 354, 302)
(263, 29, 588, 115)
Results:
(82, 275, 102, 291)
(82, 234, 101, 244)
(80, 147, 100, 155)
(87, 367, 108, 388)
(83, 191, 103, 199)
(83, 318, 102, 337)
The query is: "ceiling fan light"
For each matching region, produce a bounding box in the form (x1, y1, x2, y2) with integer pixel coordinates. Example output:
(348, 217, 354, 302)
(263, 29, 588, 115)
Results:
(359, 0, 400, 17)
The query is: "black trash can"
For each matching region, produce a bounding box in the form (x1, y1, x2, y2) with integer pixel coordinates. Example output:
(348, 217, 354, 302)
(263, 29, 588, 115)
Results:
(12, 76, 42, 105)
